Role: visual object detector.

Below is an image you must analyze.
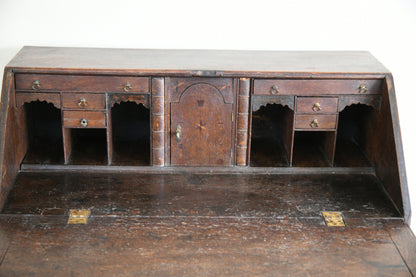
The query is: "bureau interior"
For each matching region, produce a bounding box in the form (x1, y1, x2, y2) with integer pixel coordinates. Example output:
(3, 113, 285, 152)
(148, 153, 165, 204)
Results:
(22, 101, 64, 164)
(250, 104, 293, 167)
(250, 97, 383, 168)
(111, 101, 150, 166)
(20, 97, 151, 166)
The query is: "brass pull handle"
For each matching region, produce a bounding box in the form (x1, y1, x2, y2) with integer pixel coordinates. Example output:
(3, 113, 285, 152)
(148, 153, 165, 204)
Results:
(124, 82, 132, 92)
(359, 85, 368, 94)
(270, 85, 279, 95)
(78, 98, 87, 108)
(175, 125, 182, 142)
(32, 80, 40, 90)
(312, 103, 321, 112)
(80, 118, 88, 127)
(310, 119, 319, 128)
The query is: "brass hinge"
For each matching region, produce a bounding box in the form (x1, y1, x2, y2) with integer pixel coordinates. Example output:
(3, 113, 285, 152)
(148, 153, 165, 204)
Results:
(322, 211, 345, 227)
(68, 209, 91, 224)
(231, 112, 234, 122)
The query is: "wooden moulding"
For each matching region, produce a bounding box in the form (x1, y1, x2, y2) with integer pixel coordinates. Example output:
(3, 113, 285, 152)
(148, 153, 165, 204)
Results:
(109, 94, 150, 108)
(236, 78, 250, 166)
(338, 95, 382, 112)
(252, 95, 295, 112)
(151, 78, 165, 166)
(15, 92, 61, 109)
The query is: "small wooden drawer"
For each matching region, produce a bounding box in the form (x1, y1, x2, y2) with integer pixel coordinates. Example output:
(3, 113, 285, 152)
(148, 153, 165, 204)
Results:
(63, 111, 106, 128)
(62, 93, 106, 110)
(15, 74, 149, 93)
(253, 79, 382, 96)
(295, 114, 337, 130)
(296, 97, 338, 113)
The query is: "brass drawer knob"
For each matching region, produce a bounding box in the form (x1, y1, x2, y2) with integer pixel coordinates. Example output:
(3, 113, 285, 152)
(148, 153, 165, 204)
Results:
(359, 85, 368, 94)
(32, 80, 40, 90)
(312, 103, 321, 112)
(310, 119, 319, 128)
(78, 98, 87, 108)
(80, 118, 88, 127)
(270, 85, 279, 95)
(124, 82, 133, 92)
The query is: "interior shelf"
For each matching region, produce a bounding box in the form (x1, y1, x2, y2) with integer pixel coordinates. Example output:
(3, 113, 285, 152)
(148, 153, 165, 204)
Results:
(250, 104, 293, 167)
(22, 101, 64, 164)
(111, 102, 150, 166)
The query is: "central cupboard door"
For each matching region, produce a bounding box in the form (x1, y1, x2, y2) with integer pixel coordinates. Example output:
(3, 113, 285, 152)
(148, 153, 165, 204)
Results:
(168, 78, 236, 166)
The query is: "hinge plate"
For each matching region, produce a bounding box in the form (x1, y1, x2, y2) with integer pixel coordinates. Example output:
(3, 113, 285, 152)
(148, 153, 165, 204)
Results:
(322, 211, 345, 227)
(68, 209, 91, 224)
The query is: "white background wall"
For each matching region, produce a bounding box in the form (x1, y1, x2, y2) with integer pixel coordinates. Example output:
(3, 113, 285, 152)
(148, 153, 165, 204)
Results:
(0, 0, 415, 232)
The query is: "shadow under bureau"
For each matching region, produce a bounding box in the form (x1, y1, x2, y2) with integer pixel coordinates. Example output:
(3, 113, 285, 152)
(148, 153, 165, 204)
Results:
(0, 47, 414, 275)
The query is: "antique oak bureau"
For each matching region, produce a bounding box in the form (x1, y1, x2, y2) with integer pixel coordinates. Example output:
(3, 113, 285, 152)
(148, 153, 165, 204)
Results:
(0, 47, 411, 225)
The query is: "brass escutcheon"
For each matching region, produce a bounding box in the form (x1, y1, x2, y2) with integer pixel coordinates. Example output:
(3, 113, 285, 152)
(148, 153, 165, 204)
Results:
(310, 119, 319, 128)
(270, 85, 279, 95)
(80, 118, 88, 127)
(312, 103, 321, 112)
(124, 82, 132, 92)
(32, 80, 40, 90)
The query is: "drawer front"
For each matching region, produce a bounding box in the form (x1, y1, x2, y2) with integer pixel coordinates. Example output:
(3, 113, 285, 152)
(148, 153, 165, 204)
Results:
(63, 111, 106, 128)
(295, 114, 337, 130)
(296, 97, 338, 113)
(62, 93, 106, 110)
(15, 74, 149, 93)
(253, 79, 382, 96)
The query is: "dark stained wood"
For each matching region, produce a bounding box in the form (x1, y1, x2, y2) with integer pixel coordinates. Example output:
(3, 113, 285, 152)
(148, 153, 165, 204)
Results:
(68, 129, 108, 165)
(0, 70, 28, 209)
(106, 94, 113, 165)
(292, 131, 336, 167)
(109, 93, 150, 109)
(15, 92, 61, 108)
(250, 104, 294, 167)
(19, 164, 376, 175)
(151, 78, 165, 166)
(338, 95, 382, 112)
(169, 78, 235, 166)
(62, 92, 106, 110)
(295, 114, 337, 130)
(251, 95, 295, 112)
(111, 102, 150, 166)
(362, 79, 405, 217)
(0, 216, 413, 276)
(254, 79, 383, 96)
(388, 224, 416, 274)
(236, 78, 250, 166)
(384, 75, 411, 223)
(8, 47, 390, 75)
(0, 171, 413, 276)
(0, 48, 412, 275)
(62, 128, 72, 164)
(15, 73, 149, 93)
(62, 110, 106, 128)
(296, 96, 338, 113)
(334, 139, 371, 167)
(2, 172, 399, 218)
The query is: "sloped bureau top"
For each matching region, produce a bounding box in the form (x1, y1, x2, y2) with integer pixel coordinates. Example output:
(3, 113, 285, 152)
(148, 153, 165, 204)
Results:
(7, 46, 389, 75)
